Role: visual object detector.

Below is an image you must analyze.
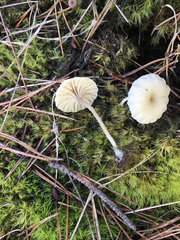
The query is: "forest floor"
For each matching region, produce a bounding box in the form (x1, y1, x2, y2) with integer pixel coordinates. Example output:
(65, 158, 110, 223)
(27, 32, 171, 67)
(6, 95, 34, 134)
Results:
(0, 1, 180, 239)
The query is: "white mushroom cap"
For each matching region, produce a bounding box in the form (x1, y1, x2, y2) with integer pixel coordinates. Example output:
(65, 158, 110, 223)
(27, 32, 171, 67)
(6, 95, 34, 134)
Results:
(127, 73, 170, 124)
(55, 77, 98, 112)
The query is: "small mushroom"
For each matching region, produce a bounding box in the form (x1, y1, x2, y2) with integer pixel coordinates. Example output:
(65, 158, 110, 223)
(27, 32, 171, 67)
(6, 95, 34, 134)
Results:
(55, 77, 123, 160)
(121, 73, 170, 124)
(68, 0, 77, 8)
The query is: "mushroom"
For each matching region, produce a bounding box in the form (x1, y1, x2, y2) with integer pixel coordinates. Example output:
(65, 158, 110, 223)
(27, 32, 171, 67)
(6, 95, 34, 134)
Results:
(55, 77, 123, 160)
(68, 0, 77, 8)
(121, 73, 170, 124)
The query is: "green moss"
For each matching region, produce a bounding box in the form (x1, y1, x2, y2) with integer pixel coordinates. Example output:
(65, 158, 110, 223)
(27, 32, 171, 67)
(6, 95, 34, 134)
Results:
(0, 161, 53, 236)
(0, 0, 180, 238)
(94, 34, 138, 74)
(0, 159, 123, 239)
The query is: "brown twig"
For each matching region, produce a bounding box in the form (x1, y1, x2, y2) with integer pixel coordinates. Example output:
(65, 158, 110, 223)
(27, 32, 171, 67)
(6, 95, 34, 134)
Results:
(48, 162, 136, 231)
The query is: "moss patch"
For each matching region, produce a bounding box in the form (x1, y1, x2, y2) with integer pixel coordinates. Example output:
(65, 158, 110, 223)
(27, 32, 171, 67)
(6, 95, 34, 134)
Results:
(0, 0, 180, 239)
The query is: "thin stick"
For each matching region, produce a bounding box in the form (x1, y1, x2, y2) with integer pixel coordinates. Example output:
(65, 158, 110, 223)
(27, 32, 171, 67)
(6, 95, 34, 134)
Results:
(49, 162, 136, 231)
(126, 201, 180, 214)
(54, 0, 64, 56)
(83, 0, 116, 51)
(92, 196, 101, 240)
(69, 191, 94, 240)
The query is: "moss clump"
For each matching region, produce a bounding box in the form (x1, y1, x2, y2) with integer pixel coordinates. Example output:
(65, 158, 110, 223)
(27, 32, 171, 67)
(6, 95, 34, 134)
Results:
(93, 30, 138, 75)
(0, 159, 122, 239)
(0, 40, 50, 89)
(0, 160, 57, 239)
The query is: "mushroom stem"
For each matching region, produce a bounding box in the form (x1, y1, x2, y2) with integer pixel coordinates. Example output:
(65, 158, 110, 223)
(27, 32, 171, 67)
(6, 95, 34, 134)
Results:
(78, 98, 123, 160)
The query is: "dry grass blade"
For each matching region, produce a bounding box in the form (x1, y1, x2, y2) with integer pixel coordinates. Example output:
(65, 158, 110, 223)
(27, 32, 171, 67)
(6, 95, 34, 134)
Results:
(92, 196, 101, 240)
(0, 77, 62, 108)
(0, 132, 62, 162)
(60, 126, 86, 132)
(0, 1, 38, 9)
(0, 12, 34, 109)
(98, 201, 114, 240)
(149, 223, 180, 240)
(83, 0, 116, 50)
(37, 1, 71, 19)
(105, 208, 133, 240)
(150, 229, 180, 240)
(136, 216, 180, 240)
(114, 3, 129, 23)
(0, 64, 20, 89)
(164, 5, 179, 84)
(4, 158, 23, 180)
(151, 4, 180, 85)
(17, 213, 58, 240)
(152, 12, 180, 34)
(55, 206, 62, 240)
(33, 164, 80, 201)
(89, 59, 132, 84)
(121, 58, 165, 78)
(0, 143, 59, 162)
(127, 201, 180, 214)
(0, 71, 76, 116)
(58, 1, 80, 48)
(67, 175, 96, 240)
(103, 147, 161, 186)
(0, 229, 21, 240)
(141, 216, 180, 233)
(15, 4, 36, 28)
(17, 137, 48, 178)
(69, 191, 95, 240)
(164, 5, 178, 53)
(14, 138, 45, 179)
(65, 196, 69, 240)
(12, 106, 76, 121)
(54, 0, 64, 56)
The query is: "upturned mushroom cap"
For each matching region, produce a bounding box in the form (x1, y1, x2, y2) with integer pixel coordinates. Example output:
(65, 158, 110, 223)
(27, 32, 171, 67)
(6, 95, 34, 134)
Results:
(127, 73, 170, 124)
(55, 76, 123, 160)
(55, 77, 98, 112)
